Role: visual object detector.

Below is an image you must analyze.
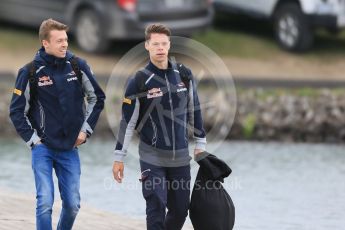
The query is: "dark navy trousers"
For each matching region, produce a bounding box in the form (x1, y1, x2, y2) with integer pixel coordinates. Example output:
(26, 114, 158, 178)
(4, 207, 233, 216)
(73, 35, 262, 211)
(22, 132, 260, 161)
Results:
(140, 161, 191, 230)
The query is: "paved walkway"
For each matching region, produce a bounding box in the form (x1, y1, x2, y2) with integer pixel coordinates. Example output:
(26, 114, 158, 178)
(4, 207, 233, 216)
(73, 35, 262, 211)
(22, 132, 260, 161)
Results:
(0, 189, 193, 230)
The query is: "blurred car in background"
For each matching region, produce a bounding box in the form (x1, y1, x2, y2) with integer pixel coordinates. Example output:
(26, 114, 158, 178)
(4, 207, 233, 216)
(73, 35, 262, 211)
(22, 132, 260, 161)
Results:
(0, 0, 213, 53)
(213, 0, 345, 52)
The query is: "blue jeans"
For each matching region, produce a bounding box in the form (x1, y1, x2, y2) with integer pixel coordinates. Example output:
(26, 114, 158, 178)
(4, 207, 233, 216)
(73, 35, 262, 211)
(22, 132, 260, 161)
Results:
(31, 144, 81, 230)
(140, 160, 191, 230)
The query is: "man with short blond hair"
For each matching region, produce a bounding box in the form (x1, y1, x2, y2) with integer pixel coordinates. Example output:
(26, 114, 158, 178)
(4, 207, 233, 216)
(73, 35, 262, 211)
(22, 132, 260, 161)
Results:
(39, 18, 68, 42)
(113, 23, 207, 230)
(9, 18, 105, 230)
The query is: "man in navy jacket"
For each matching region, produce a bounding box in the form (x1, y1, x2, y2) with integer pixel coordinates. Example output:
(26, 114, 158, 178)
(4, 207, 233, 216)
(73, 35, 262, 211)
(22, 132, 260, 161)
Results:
(9, 18, 105, 230)
(112, 23, 207, 230)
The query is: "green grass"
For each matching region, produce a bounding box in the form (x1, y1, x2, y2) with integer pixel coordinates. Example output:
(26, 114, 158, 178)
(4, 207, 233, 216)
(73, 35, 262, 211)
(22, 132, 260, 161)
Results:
(242, 113, 257, 139)
(192, 14, 345, 60)
(236, 87, 344, 100)
(193, 29, 280, 58)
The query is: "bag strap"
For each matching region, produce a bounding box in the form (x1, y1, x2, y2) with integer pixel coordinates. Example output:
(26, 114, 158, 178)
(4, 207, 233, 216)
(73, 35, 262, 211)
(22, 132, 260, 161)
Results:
(176, 63, 192, 91)
(136, 68, 153, 93)
(70, 55, 83, 85)
(24, 61, 37, 105)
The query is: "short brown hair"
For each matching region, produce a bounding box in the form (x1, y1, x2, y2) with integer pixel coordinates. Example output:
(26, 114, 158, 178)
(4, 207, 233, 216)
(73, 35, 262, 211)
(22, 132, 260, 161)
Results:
(145, 23, 171, 41)
(39, 18, 68, 42)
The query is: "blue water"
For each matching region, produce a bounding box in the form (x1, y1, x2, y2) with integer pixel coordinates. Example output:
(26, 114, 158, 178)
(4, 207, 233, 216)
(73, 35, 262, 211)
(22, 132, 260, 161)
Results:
(1, 138, 344, 230)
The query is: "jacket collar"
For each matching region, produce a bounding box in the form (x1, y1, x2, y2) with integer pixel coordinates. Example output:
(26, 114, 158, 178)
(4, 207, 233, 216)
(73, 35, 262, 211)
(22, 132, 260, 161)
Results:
(146, 59, 174, 77)
(35, 47, 74, 66)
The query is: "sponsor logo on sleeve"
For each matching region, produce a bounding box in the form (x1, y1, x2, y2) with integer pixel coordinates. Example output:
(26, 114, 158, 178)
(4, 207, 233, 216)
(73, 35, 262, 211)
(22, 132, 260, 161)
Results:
(123, 97, 132, 105)
(13, 88, 22, 96)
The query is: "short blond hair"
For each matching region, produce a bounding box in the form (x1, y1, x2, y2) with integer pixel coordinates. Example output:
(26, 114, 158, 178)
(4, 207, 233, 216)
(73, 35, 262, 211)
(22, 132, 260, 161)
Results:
(145, 23, 171, 41)
(39, 18, 68, 42)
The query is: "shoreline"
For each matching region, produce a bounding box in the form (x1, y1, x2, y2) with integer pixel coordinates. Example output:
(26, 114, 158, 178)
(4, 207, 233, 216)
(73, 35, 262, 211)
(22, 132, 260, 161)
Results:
(2, 72, 345, 143)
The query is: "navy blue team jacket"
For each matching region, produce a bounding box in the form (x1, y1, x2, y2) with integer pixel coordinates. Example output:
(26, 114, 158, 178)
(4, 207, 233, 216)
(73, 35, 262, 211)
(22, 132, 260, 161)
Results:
(9, 47, 105, 151)
(114, 60, 206, 166)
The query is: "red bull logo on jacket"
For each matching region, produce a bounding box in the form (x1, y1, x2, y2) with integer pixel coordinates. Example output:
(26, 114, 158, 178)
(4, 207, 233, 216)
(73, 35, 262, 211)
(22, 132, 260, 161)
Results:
(147, 88, 163, 99)
(38, 76, 53, 86)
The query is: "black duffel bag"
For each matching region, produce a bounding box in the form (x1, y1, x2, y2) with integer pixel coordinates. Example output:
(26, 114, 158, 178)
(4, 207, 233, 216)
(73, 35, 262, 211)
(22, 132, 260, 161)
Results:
(190, 152, 235, 230)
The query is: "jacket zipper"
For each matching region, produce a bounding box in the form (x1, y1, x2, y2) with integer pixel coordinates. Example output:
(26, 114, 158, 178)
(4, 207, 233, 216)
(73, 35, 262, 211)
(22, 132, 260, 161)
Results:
(38, 101, 45, 132)
(165, 73, 176, 160)
(149, 114, 157, 147)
